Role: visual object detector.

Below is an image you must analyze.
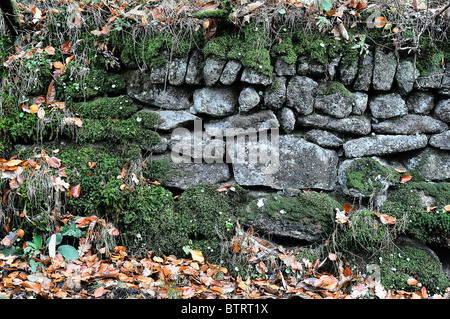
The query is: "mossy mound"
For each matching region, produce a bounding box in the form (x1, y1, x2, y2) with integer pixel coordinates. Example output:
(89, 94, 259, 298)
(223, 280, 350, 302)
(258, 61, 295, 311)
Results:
(174, 184, 249, 262)
(379, 245, 450, 295)
(72, 95, 141, 120)
(238, 191, 340, 242)
(341, 157, 398, 197)
(381, 182, 450, 247)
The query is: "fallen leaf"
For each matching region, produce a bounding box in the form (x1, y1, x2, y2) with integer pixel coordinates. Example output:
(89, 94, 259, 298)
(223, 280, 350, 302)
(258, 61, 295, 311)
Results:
(342, 203, 356, 213)
(68, 184, 81, 198)
(44, 46, 55, 55)
(374, 16, 387, 28)
(400, 174, 412, 184)
(94, 286, 105, 297)
(37, 107, 45, 120)
(407, 277, 419, 286)
(379, 214, 396, 225)
(444, 205, 450, 212)
(394, 168, 406, 173)
(191, 250, 204, 263)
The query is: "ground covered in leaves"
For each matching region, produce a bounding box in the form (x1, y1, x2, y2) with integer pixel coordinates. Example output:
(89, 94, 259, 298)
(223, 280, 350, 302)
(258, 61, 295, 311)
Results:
(1, 225, 449, 300)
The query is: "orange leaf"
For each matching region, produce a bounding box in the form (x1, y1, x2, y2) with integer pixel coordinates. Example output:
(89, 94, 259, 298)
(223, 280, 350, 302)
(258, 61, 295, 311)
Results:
(94, 286, 105, 297)
(400, 174, 412, 184)
(47, 156, 61, 168)
(29, 104, 39, 114)
(379, 214, 396, 225)
(342, 203, 356, 213)
(61, 41, 71, 54)
(444, 205, 450, 212)
(407, 277, 419, 286)
(65, 55, 74, 65)
(68, 184, 81, 198)
(191, 250, 204, 263)
(17, 229, 24, 238)
(53, 61, 65, 69)
(374, 16, 387, 28)
(5, 159, 23, 167)
(422, 286, 428, 299)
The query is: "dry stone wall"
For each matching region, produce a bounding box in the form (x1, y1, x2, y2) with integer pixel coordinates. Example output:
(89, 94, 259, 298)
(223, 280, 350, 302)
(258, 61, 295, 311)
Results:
(122, 47, 449, 201)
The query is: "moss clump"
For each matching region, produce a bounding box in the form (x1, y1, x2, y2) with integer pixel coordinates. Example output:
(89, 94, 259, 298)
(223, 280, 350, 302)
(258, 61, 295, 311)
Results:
(344, 158, 397, 196)
(174, 184, 249, 262)
(317, 81, 352, 97)
(204, 22, 273, 76)
(78, 117, 160, 146)
(379, 246, 450, 295)
(381, 182, 450, 246)
(72, 95, 140, 120)
(239, 191, 339, 236)
(61, 67, 126, 100)
(416, 41, 445, 76)
(271, 30, 297, 65)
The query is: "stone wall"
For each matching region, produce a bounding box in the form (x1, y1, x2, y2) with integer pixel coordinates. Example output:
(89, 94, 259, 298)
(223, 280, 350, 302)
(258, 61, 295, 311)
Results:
(120, 47, 449, 203)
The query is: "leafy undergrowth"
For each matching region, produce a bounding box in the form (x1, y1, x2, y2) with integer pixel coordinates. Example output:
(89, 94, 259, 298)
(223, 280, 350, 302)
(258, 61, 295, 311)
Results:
(1, 223, 448, 300)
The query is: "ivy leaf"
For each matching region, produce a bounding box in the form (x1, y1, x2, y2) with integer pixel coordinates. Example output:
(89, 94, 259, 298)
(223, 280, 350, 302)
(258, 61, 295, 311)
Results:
(321, 0, 333, 12)
(57, 245, 79, 261)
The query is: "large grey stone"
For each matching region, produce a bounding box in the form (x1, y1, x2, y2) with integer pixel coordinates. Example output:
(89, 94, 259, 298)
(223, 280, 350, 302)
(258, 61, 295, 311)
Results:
(203, 55, 227, 86)
(353, 50, 374, 91)
(297, 113, 371, 135)
(405, 148, 450, 182)
(185, 49, 204, 85)
(230, 134, 338, 190)
(286, 75, 318, 115)
(204, 110, 279, 136)
(314, 82, 354, 118)
(127, 71, 191, 109)
(278, 107, 295, 133)
(406, 91, 434, 114)
(240, 67, 273, 86)
(343, 134, 428, 158)
(305, 129, 343, 149)
(150, 64, 168, 84)
(429, 131, 450, 150)
(168, 57, 188, 86)
(168, 130, 226, 162)
(264, 76, 287, 110)
(192, 86, 237, 117)
(372, 114, 448, 135)
(434, 99, 450, 123)
(372, 49, 397, 91)
(220, 60, 242, 85)
(369, 93, 407, 119)
(238, 87, 261, 113)
(395, 59, 418, 96)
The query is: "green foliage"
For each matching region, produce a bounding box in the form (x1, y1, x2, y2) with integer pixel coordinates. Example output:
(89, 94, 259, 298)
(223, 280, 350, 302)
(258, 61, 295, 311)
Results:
(270, 30, 297, 65)
(379, 246, 450, 295)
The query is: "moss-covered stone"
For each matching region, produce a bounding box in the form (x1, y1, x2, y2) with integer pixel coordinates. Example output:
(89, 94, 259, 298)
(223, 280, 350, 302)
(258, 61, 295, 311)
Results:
(72, 95, 141, 120)
(317, 81, 352, 97)
(379, 245, 450, 295)
(238, 191, 340, 240)
(61, 67, 126, 100)
(381, 182, 450, 246)
(343, 158, 398, 196)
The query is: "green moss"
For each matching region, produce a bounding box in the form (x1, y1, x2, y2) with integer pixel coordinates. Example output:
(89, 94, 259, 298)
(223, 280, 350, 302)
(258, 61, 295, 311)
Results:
(379, 246, 450, 295)
(317, 81, 352, 97)
(174, 184, 249, 262)
(204, 22, 273, 76)
(271, 31, 297, 65)
(416, 41, 445, 76)
(144, 156, 173, 183)
(77, 118, 160, 146)
(61, 67, 126, 100)
(239, 191, 339, 236)
(72, 95, 140, 120)
(381, 182, 450, 245)
(345, 158, 397, 196)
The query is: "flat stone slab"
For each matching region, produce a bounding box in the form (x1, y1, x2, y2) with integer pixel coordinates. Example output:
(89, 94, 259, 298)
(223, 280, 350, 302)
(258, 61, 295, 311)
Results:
(230, 134, 338, 190)
(343, 134, 428, 158)
(297, 113, 371, 135)
(372, 114, 448, 135)
(192, 86, 238, 117)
